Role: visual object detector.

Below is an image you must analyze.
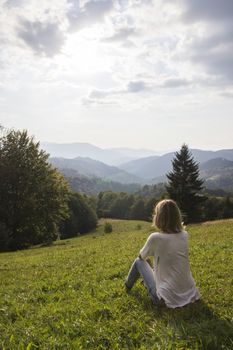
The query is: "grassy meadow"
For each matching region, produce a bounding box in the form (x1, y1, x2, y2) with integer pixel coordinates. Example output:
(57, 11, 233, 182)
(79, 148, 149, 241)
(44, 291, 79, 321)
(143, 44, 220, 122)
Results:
(0, 219, 233, 349)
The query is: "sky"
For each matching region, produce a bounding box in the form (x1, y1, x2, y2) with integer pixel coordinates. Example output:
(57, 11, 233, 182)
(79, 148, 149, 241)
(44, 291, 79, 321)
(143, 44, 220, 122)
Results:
(0, 0, 233, 152)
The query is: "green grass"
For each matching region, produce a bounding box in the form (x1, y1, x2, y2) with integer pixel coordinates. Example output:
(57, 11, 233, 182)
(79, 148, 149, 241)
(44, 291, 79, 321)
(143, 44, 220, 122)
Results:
(0, 219, 233, 349)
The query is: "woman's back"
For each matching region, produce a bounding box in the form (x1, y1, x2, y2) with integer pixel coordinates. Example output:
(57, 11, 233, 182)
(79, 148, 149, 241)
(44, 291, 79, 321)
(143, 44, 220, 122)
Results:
(140, 231, 200, 308)
(125, 199, 200, 308)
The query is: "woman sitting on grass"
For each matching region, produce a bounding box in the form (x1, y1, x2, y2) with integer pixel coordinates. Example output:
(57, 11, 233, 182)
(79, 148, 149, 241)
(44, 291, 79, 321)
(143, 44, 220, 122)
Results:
(125, 199, 200, 308)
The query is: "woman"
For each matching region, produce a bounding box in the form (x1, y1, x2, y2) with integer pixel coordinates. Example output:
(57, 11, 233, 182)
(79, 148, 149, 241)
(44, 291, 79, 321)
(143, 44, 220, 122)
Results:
(125, 199, 200, 308)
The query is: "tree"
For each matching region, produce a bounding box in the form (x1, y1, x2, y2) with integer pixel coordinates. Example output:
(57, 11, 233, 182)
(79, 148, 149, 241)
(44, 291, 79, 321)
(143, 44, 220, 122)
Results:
(0, 129, 70, 250)
(129, 198, 146, 220)
(202, 197, 221, 221)
(109, 193, 135, 219)
(221, 196, 233, 219)
(166, 144, 205, 223)
(145, 197, 158, 221)
(60, 193, 98, 239)
(97, 191, 118, 218)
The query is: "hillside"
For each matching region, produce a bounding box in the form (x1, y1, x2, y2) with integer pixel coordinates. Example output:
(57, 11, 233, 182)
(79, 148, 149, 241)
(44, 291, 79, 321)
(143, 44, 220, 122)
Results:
(0, 219, 232, 349)
(50, 157, 142, 184)
(200, 157, 233, 171)
(120, 152, 174, 179)
(65, 174, 141, 194)
(200, 158, 233, 192)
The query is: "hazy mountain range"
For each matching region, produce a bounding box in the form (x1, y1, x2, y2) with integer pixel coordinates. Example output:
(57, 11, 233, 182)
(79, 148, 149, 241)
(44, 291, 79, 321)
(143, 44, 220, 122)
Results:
(50, 157, 142, 184)
(120, 149, 233, 179)
(45, 143, 233, 193)
(42, 142, 158, 165)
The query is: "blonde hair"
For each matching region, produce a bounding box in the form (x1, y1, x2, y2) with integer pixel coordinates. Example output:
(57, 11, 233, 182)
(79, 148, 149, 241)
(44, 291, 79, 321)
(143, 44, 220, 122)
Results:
(152, 199, 183, 233)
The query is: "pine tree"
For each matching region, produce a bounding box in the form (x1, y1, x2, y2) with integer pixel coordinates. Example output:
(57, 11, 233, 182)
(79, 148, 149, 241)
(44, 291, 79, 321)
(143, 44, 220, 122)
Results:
(166, 144, 205, 223)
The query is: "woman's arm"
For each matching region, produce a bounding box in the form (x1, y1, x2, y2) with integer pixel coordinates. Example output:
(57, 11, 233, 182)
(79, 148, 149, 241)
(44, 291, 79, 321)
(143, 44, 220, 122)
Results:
(139, 233, 157, 260)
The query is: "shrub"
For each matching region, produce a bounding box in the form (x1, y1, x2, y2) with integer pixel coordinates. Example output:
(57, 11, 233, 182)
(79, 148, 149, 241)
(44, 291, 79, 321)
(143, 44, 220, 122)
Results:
(104, 222, 112, 233)
(135, 224, 142, 230)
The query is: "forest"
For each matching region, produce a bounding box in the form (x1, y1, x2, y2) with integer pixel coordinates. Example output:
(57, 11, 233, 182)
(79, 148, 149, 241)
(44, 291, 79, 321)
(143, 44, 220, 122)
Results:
(0, 128, 233, 251)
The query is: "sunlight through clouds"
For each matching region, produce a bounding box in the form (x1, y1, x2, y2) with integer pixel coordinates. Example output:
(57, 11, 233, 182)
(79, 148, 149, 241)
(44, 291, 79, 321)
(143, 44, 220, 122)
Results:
(0, 0, 233, 150)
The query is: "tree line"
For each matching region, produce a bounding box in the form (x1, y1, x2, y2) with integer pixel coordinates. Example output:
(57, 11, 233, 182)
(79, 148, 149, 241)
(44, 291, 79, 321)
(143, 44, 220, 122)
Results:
(1, 128, 233, 251)
(96, 189, 233, 222)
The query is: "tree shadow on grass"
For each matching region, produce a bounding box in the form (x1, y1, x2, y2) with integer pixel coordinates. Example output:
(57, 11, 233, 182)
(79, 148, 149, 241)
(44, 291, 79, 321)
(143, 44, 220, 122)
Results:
(130, 289, 233, 350)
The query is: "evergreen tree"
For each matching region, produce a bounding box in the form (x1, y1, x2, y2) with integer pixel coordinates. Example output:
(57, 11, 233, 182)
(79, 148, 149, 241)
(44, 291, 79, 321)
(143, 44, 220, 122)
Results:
(166, 144, 205, 223)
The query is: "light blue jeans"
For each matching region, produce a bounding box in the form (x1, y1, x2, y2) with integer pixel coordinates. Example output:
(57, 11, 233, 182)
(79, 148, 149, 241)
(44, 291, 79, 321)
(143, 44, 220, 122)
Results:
(125, 257, 160, 304)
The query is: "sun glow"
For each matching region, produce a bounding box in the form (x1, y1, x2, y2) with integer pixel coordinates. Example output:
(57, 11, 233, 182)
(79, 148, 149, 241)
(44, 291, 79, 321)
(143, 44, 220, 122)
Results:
(62, 31, 114, 75)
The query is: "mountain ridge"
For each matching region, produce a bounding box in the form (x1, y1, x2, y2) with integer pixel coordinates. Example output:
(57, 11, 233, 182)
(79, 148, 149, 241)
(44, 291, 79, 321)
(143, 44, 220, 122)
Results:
(119, 149, 233, 179)
(47, 146, 233, 192)
(42, 142, 157, 165)
(49, 156, 143, 184)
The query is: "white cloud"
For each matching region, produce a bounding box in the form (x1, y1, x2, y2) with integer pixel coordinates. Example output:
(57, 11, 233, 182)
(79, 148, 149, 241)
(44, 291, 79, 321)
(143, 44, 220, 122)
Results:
(0, 0, 233, 149)
(4, 0, 24, 8)
(67, 0, 116, 32)
(86, 79, 148, 100)
(181, 0, 233, 23)
(102, 26, 137, 43)
(17, 20, 65, 56)
(161, 78, 191, 88)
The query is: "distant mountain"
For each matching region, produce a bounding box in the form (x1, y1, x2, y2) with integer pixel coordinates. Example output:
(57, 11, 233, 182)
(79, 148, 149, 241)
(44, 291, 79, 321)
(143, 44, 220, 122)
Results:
(119, 152, 174, 179)
(200, 157, 233, 171)
(108, 147, 158, 160)
(49, 156, 143, 184)
(49, 148, 233, 193)
(200, 158, 233, 192)
(191, 149, 233, 163)
(42, 142, 157, 165)
(119, 149, 233, 179)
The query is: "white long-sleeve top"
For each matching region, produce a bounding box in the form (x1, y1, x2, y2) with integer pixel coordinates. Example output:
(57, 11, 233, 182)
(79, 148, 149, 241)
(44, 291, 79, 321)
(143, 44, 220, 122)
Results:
(140, 231, 200, 308)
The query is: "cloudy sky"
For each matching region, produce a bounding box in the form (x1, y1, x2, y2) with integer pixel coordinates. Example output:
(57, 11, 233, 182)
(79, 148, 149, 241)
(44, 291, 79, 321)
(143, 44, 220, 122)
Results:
(0, 0, 233, 152)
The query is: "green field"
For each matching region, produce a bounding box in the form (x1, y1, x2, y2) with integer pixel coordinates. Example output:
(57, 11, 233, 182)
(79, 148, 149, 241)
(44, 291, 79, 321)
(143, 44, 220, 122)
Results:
(0, 219, 233, 350)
